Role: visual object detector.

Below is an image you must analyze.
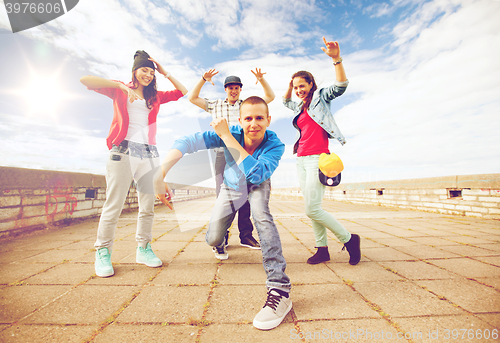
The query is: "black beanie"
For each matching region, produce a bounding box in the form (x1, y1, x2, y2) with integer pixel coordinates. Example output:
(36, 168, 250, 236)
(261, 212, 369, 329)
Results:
(132, 50, 155, 72)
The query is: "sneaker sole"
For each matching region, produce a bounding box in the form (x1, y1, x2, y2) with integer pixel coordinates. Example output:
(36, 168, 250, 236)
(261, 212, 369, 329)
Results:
(136, 260, 162, 267)
(240, 243, 261, 250)
(214, 255, 228, 260)
(253, 301, 293, 330)
(95, 269, 114, 277)
(306, 258, 330, 265)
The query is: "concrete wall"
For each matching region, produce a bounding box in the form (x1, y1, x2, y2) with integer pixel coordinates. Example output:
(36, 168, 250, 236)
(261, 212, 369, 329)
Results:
(0, 167, 215, 237)
(273, 173, 500, 219)
(2, 167, 498, 237)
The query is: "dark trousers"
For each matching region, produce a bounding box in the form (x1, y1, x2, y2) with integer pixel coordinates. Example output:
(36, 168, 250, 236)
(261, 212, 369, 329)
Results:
(215, 150, 254, 240)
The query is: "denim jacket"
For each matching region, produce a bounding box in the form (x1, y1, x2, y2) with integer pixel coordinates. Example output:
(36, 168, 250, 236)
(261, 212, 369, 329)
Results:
(283, 80, 349, 154)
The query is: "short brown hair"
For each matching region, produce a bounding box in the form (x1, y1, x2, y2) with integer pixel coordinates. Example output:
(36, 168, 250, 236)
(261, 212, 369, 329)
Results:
(240, 96, 269, 117)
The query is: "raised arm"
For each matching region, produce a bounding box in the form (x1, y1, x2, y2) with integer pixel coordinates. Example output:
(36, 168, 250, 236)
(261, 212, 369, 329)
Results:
(321, 37, 347, 82)
(166, 75, 188, 95)
(187, 69, 219, 110)
(284, 78, 293, 100)
(79, 75, 141, 102)
(149, 57, 188, 95)
(210, 118, 249, 165)
(80, 75, 120, 89)
(251, 68, 275, 104)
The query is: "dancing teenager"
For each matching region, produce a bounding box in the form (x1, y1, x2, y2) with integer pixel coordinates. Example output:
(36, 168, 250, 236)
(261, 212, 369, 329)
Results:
(155, 97, 292, 330)
(187, 68, 275, 252)
(80, 50, 187, 277)
(283, 37, 361, 265)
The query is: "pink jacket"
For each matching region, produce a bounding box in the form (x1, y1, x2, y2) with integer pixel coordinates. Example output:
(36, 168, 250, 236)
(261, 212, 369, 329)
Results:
(92, 81, 183, 149)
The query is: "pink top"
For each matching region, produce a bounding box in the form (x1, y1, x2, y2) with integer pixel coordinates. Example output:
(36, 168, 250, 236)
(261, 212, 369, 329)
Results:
(296, 109, 330, 157)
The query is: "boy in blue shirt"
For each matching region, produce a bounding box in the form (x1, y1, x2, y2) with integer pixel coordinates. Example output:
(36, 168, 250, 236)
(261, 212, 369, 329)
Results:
(155, 96, 292, 330)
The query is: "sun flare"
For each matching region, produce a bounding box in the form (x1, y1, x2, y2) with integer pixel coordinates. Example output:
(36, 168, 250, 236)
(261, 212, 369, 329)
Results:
(23, 74, 65, 118)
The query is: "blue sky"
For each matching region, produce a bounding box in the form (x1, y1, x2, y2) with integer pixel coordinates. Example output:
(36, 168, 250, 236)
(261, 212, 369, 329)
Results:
(1, 0, 499, 188)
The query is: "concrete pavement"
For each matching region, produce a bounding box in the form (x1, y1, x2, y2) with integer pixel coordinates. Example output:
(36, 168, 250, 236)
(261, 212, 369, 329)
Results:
(0, 195, 499, 342)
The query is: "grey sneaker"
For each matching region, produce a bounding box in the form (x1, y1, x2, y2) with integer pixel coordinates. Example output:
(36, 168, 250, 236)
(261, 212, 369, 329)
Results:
(136, 243, 162, 267)
(253, 289, 292, 330)
(95, 247, 114, 277)
(212, 245, 228, 260)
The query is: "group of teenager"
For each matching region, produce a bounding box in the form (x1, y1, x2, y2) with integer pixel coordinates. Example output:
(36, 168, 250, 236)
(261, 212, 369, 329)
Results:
(79, 36, 361, 331)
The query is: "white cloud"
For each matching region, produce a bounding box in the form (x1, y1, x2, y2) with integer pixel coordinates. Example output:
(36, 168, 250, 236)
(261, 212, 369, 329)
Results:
(364, 2, 396, 17)
(390, 0, 461, 49)
(162, 0, 321, 52)
(0, 113, 108, 174)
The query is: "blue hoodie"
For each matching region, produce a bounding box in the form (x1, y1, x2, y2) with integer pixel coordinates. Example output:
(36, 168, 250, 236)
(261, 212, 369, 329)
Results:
(171, 126, 285, 191)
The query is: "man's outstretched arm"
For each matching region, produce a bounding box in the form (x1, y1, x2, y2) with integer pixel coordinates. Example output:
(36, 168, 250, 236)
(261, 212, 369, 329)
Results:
(155, 129, 225, 206)
(154, 149, 183, 206)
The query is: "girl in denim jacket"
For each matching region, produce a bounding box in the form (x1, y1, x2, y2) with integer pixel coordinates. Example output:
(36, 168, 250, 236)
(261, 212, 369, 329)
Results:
(283, 37, 361, 265)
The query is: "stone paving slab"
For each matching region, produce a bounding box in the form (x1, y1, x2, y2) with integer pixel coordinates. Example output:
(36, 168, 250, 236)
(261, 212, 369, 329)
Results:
(0, 263, 54, 285)
(415, 278, 500, 313)
(292, 284, 379, 321)
(21, 285, 141, 325)
(205, 285, 274, 325)
(93, 323, 198, 343)
(0, 324, 98, 343)
(299, 318, 400, 342)
(0, 195, 499, 342)
(352, 280, 465, 317)
(117, 285, 210, 323)
(201, 323, 297, 343)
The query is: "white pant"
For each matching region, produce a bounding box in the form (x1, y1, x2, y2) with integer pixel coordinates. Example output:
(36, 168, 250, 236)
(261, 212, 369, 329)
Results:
(94, 147, 159, 250)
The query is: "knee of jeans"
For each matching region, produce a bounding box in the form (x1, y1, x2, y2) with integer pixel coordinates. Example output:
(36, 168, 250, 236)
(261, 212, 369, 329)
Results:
(305, 205, 323, 220)
(206, 235, 223, 247)
(205, 229, 223, 247)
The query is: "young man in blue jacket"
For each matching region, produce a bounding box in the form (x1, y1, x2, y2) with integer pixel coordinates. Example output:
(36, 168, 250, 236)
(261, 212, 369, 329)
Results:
(188, 68, 275, 250)
(155, 96, 292, 330)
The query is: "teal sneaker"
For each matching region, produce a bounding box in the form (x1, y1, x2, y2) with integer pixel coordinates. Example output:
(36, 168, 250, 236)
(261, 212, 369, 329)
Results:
(136, 243, 162, 267)
(95, 247, 114, 277)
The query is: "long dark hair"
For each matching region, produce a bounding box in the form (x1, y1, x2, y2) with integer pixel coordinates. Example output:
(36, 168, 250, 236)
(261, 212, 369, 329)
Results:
(292, 70, 317, 111)
(132, 72, 158, 110)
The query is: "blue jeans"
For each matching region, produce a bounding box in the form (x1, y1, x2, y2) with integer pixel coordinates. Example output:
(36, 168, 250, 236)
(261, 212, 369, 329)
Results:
(215, 150, 254, 240)
(206, 180, 291, 293)
(297, 155, 351, 247)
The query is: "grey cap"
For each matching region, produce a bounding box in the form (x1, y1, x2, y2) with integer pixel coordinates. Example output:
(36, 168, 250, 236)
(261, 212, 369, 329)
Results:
(224, 76, 243, 88)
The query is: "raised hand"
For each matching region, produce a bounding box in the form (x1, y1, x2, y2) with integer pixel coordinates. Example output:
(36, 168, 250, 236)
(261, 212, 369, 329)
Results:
(321, 36, 340, 60)
(210, 118, 230, 138)
(203, 69, 219, 85)
(148, 57, 168, 77)
(251, 68, 267, 84)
